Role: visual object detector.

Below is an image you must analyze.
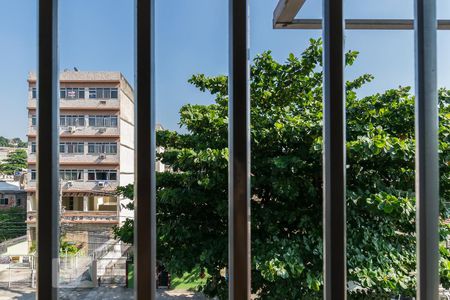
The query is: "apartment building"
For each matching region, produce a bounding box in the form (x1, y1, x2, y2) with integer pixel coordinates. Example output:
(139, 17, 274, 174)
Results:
(25, 71, 134, 250)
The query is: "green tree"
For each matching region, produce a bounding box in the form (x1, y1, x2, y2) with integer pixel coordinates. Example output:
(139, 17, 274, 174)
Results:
(10, 138, 27, 148)
(0, 149, 27, 175)
(0, 136, 10, 147)
(114, 39, 450, 299)
(0, 136, 27, 148)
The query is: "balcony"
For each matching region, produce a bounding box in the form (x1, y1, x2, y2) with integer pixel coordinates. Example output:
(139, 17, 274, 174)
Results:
(26, 179, 118, 192)
(26, 210, 119, 224)
(27, 152, 120, 165)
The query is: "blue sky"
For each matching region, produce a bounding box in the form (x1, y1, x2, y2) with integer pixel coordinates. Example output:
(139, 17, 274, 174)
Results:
(0, 0, 449, 139)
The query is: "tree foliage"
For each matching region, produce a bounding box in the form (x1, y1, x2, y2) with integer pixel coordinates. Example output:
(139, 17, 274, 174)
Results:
(0, 149, 27, 175)
(114, 39, 450, 299)
(0, 137, 27, 148)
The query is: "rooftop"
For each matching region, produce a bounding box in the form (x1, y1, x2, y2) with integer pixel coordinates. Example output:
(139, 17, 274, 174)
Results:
(27, 70, 124, 82)
(0, 180, 23, 193)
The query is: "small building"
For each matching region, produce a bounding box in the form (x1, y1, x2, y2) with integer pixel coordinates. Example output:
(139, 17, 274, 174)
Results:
(0, 181, 27, 209)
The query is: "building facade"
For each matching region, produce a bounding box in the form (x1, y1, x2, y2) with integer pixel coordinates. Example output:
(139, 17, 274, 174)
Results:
(0, 181, 27, 210)
(25, 71, 134, 250)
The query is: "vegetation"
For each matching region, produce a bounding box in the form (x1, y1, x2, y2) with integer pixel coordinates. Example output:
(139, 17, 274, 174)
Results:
(170, 267, 209, 291)
(60, 239, 81, 255)
(0, 149, 27, 175)
(29, 237, 82, 255)
(114, 39, 450, 299)
(0, 207, 27, 241)
(0, 136, 27, 148)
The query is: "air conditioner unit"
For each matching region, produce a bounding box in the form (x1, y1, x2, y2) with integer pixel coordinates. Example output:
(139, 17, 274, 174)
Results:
(99, 153, 107, 159)
(97, 181, 105, 188)
(99, 100, 107, 104)
(66, 181, 73, 187)
(98, 127, 107, 133)
(67, 126, 76, 133)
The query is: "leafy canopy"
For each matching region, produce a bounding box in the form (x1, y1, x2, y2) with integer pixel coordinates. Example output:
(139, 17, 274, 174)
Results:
(114, 38, 450, 299)
(0, 149, 27, 175)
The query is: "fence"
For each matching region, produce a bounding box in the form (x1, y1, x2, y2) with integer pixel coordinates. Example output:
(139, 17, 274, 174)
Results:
(0, 255, 34, 288)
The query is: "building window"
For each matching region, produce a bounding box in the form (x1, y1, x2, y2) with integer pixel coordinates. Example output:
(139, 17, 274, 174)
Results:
(0, 198, 8, 205)
(30, 170, 37, 181)
(31, 142, 36, 153)
(88, 115, 118, 127)
(60, 87, 85, 100)
(87, 142, 118, 154)
(79, 88, 85, 99)
(89, 88, 96, 99)
(32, 88, 37, 99)
(60, 115, 85, 127)
(111, 88, 118, 99)
(16, 199, 21, 207)
(60, 169, 84, 181)
(60, 142, 84, 154)
(31, 115, 37, 126)
(87, 170, 117, 181)
(88, 88, 118, 99)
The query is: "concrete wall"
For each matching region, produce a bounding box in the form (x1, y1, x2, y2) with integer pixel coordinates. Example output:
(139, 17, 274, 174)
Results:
(118, 81, 135, 222)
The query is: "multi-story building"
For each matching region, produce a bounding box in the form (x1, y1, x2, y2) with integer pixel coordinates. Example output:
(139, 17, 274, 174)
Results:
(25, 71, 134, 250)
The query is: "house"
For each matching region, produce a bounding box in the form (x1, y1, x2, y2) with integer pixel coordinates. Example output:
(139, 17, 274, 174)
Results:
(0, 181, 26, 209)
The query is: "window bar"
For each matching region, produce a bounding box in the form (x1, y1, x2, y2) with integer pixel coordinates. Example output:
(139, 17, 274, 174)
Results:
(229, 0, 251, 299)
(135, 0, 156, 299)
(322, 0, 346, 298)
(37, 0, 60, 298)
(414, 0, 439, 298)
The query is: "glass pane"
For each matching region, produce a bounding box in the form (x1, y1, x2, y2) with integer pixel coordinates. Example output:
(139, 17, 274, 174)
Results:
(79, 88, 85, 99)
(111, 88, 118, 99)
(103, 88, 111, 99)
(96, 88, 104, 99)
(89, 88, 96, 99)
(0, 1, 37, 297)
(58, 0, 134, 295)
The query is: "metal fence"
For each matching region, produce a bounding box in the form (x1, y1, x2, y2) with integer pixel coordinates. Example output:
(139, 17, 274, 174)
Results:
(0, 255, 34, 288)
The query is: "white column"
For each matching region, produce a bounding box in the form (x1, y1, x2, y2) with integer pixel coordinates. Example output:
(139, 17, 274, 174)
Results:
(83, 196, 88, 212)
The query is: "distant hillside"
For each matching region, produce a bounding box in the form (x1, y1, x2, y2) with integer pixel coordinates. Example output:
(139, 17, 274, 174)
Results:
(0, 136, 27, 148)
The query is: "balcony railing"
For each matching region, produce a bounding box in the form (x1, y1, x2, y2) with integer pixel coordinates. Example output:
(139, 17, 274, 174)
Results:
(27, 210, 118, 224)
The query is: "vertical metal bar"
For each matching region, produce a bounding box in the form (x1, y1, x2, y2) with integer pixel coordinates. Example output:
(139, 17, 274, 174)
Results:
(229, 0, 250, 299)
(37, 0, 59, 298)
(414, 0, 439, 299)
(322, 0, 346, 298)
(135, 0, 156, 299)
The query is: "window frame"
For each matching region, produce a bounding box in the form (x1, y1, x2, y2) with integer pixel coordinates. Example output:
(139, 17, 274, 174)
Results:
(60, 169, 84, 181)
(87, 142, 118, 154)
(87, 169, 118, 181)
(60, 115, 85, 127)
(60, 142, 84, 154)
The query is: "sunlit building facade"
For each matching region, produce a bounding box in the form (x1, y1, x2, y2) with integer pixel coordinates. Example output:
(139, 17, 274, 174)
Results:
(25, 71, 134, 250)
